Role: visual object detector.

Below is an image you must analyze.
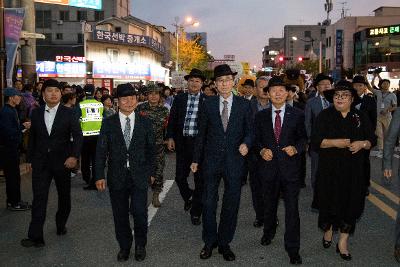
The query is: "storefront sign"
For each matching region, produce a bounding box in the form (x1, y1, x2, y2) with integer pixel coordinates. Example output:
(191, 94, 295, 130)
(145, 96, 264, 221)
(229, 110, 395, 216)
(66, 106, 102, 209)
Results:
(92, 62, 151, 80)
(93, 29, 165, 54)
(34, 0, 102, 10)
(36, 61, 86, 78)
(102, 79, 113, 92)
(367, 24, 400, 37)
(336, 29, 343, 67)
(56, 55, 86, 62)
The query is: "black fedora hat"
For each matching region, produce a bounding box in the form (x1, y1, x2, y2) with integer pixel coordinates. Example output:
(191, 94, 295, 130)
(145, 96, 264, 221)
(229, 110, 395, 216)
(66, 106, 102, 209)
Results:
(213, 64, 237, 80)
(324, 80, 360, 105)
(116, 83, 137, 98)
(264, 76, 289, 92)
(242, 79, 255, 87)
(352, 75, 369, 85)
(184, 68, 206, 81)
(314, 73, 333, 87)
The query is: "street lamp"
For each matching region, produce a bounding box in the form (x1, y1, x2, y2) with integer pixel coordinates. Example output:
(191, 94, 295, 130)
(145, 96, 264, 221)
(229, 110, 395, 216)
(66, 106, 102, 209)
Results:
(291, 36, 323, 73)
(172, 16, 200, 72)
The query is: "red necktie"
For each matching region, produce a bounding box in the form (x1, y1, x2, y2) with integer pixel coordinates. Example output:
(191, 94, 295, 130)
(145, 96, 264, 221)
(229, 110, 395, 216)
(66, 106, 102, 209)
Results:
(274, 110, 282, 143)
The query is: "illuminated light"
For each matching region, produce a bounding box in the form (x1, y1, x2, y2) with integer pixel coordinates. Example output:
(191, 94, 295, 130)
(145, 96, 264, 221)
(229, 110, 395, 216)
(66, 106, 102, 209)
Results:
(279, 56, 284, 62)
(298, 57, 303, 62)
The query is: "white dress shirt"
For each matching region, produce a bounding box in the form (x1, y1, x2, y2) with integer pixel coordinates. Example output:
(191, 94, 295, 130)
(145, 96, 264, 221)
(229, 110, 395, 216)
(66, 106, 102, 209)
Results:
(119, 111, 135, 138)
(44, 103, 60, 135)
(219, 93, 234, 119)
(271, 104, 286, 129)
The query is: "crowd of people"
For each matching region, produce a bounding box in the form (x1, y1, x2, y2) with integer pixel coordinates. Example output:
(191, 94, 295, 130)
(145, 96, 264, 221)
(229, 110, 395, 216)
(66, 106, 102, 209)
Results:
(1, 65, 400, 264)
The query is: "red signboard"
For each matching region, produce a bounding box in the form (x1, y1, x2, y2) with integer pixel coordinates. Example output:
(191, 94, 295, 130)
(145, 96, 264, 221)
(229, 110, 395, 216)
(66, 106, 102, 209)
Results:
(102, 78, 113, 92)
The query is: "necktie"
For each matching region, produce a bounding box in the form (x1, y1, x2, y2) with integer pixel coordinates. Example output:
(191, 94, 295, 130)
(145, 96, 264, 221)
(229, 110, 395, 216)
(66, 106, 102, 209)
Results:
(274, 110, 282, 143)
(124, 117, 131, 148)
(322, 97, 329, 109)
(221, 100, 229, 132)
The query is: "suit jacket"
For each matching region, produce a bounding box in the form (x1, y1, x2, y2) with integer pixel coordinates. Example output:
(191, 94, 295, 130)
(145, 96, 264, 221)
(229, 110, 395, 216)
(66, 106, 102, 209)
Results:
(0, 104, 22, 148)
(95, 112, 156, 191)
(255, 105, 307, 182)
(383, 108, 400, 170)
(193, 95, 253, 178)
(359, 93, 377, 131)
(305, 95, 324, 140)
(27, 105, 83, 171)
(166, 92, 207, 145)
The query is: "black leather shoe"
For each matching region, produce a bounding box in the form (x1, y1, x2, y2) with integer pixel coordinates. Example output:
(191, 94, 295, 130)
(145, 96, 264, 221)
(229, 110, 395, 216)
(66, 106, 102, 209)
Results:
(322, 237, 332, 248)
(57, 227, 67, 236)
(184, 197, 192, 211)
(83, 185, 97, 191)
(21, 238, 45, 248)
(218, 246, 236, 261)
(117, 249, 130, 262)
(253, 219, 263, 228)
(336, 244, 352, 261)
(191, 215, 201, 226)
(135, 246, 146, 261)
(200, 243, 217, 259)
(261, 235, 272, 246)
(289, 253, 302, 265)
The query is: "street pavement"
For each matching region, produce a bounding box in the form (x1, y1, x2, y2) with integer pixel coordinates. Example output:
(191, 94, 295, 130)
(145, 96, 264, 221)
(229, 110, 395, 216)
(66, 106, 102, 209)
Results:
(1, 151, 400, 266)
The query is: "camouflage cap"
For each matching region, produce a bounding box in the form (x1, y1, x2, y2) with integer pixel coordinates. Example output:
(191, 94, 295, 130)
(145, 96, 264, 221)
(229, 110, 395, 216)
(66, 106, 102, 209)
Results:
(145, 84, 163, 94)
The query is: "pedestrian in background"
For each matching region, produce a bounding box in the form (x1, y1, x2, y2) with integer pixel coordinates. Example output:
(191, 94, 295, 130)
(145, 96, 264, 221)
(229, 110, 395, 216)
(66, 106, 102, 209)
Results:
(101, 94, 116, 118)
(21, 79, 83, 248)
(0, 88, 31, 211)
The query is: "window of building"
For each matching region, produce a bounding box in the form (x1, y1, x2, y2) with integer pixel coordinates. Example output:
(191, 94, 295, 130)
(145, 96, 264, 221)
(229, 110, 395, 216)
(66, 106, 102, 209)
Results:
(35, 10, 52, 29)
(77, 10, 87, 21)
(328, 36, 332, 47)
(94, 11, 104, 21)
(129, 50, 140, 63)
(321, 28, 326, 35)
(56, 33, 63, 40)
(107, 48, 119, 62)
(59, 10, 69, 21)
(304, 44, 311, 51)
(304, 31, 311, 38)
(115, 27, 121, 33)
(37, 33, 52, 45)
(77, 33, 83, 44)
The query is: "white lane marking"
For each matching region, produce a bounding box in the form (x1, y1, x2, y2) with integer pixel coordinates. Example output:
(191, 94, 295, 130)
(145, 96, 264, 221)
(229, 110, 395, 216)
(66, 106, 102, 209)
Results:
(148, 179, 175, 226)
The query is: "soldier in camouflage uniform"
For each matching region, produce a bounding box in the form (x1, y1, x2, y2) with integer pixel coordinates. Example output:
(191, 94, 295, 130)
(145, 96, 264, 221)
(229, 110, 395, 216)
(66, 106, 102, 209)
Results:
(136, 84, 169, 207)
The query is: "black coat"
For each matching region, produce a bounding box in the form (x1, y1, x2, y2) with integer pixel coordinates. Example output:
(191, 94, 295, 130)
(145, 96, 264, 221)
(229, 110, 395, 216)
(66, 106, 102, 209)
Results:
(0, 104, 22, 148)
(27, 105, 83, 171)
(359, 93, 377, 131)
(95, 113, 156, 191)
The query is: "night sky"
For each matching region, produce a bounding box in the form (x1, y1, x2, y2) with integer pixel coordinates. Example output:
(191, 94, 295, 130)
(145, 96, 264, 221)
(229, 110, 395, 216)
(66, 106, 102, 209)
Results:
(132, 0, 400, 67)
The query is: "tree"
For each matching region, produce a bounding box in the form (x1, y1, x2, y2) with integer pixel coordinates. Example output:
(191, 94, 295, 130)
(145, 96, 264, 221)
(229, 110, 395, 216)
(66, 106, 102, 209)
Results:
(171, 37, 208, 72)
(293, 59, 323, 76)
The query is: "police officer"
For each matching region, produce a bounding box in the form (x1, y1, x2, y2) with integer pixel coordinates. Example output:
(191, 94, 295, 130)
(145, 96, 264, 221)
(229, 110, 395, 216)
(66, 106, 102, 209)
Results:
(0, 88, 31, 211)
(136, 84, 169, 207)
(79, 84, 104, 190)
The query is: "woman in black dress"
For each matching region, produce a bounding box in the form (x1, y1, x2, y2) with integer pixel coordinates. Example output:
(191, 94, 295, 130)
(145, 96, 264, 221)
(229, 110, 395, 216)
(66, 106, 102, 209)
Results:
(311, 80, 376, 261)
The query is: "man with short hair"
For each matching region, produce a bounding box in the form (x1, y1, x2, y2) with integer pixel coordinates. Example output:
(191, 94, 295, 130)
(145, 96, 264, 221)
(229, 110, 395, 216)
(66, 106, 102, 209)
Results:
(21, 79, 83, 248)
(241, 79, 255, 100)
(95, 83, 156, 262)
(0, 88, 31, 211)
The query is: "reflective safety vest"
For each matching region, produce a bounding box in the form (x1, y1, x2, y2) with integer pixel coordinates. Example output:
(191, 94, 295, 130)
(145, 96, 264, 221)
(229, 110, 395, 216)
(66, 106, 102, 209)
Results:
(80, 99, 104, 136)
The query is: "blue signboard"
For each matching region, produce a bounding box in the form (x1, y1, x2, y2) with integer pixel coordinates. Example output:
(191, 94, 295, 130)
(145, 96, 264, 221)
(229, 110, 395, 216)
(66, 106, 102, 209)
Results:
(336, 29, 343, 67)
(36, 61, 86, 77)
(70, 0, 102, 10)
(93, 29, 165, 54)
(92, 62, 151, 79)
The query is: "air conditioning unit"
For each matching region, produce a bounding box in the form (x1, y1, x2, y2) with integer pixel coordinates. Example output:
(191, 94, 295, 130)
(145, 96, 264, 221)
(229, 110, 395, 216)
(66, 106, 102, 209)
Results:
(57, 20, 63, 25)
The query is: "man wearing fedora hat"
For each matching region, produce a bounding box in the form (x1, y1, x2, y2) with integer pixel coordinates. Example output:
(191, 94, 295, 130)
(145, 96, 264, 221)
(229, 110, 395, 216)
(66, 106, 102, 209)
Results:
(305, 73, 333, 190)
(255, 76, 306, 265)
(166, 68, 207, 225)
(95, 83, 156, 262)
(241, 79, 255, 100)
(191, 64, 253, 261)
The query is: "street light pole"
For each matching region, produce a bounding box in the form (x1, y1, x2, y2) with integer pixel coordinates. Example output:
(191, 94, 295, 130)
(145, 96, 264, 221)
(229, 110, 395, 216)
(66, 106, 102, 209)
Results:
(292, 36, 323, 73)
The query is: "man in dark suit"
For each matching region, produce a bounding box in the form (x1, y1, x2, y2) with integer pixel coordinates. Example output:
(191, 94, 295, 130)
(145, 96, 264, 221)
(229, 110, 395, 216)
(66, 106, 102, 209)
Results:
(255, 76, 306, 265)
(353, 75, 377, 195)
(191, 64, 253, 261)
(166, 68, 207, 225)
(21, 79, 83, 248)
(95, 83, 156, 262)
(304, 73, 333, 189)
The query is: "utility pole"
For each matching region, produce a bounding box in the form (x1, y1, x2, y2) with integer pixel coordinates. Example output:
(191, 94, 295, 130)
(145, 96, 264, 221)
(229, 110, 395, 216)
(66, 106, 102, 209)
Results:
(0, 0, 5, 107)
(20, 0, 36, 85)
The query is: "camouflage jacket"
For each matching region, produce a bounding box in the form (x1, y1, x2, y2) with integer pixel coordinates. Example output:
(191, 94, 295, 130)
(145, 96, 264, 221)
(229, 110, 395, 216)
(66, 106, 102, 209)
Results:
(136, 102, 169, 145)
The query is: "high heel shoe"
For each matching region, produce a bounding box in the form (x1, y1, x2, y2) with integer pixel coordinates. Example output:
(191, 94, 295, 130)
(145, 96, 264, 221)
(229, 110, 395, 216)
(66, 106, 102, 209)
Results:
(336, 244, 352, 261)
(322, 237, 332, 248)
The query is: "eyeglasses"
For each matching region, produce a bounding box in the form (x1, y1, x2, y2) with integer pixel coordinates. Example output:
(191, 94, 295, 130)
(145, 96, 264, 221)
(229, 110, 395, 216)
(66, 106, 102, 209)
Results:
(216, 78, 233, 84)
(333, 93, 352, 99)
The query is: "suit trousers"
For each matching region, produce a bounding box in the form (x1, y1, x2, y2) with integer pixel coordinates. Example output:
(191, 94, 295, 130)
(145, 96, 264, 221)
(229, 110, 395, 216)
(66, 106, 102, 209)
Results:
(310, 150, 319, 189)
(109, 179, 148, 250)
(0, 146, 21, 205)
(248, 156, 264, 221)
(28, 162, 71, 241)
(202, 163, 242, 248)
(81, 136, 98, 185)
(263, 173, 300, 254)
(175, 136, 203, 217)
